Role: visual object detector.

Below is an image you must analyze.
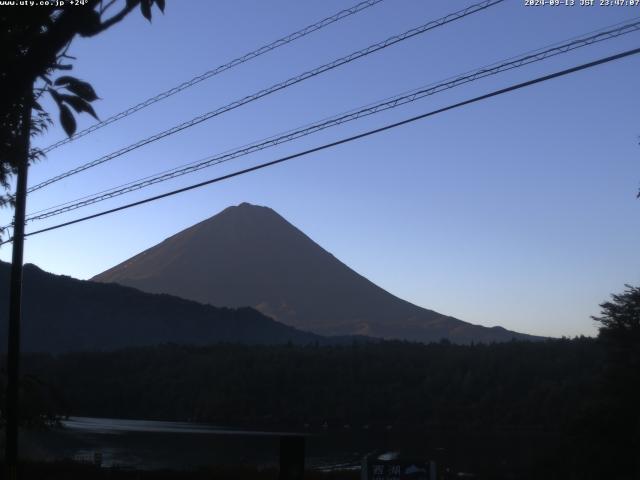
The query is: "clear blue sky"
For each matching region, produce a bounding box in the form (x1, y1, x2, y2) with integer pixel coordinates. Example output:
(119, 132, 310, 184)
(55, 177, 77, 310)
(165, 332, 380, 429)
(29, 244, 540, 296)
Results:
(2, 0, 639, 338)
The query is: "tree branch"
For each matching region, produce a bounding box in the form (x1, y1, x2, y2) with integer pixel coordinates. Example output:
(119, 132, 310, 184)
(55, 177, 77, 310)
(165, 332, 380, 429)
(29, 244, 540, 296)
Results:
(100, 0, 118, 15)
(3, 0, 140, 104)
(86, 1, 138, 36)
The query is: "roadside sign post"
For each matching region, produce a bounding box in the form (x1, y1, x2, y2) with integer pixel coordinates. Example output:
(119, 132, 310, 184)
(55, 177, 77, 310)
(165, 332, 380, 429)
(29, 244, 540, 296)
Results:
(362, 453, 435, 480)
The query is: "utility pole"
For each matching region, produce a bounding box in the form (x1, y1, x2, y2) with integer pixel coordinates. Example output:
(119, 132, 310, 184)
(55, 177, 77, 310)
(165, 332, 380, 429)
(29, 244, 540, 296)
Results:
(5, 89, 32, 480)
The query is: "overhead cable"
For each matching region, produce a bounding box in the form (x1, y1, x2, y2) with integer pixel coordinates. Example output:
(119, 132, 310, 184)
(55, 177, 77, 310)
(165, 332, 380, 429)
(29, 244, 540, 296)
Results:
(24, 18, 640, 222)
(40, 0, 387, 154)
(28, 0, 505, 193)
(4, 45, 637, 245)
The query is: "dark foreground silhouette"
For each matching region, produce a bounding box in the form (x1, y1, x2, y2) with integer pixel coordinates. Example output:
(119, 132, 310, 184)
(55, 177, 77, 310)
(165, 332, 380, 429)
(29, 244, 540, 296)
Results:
(4, 337, 634, 479)
(3, 285, 639, 479)
(0, 461, 357, 480)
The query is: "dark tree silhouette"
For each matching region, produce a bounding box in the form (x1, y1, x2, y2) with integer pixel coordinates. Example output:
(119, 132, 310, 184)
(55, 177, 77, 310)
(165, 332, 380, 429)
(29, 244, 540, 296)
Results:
(0, 2, 166, 474)
(0, 0, 165, 219)
(594, 285, 640, 351)
(7, 338, 603, 478)
(594, 285, 640, 407)
(591, 285, 640, 479)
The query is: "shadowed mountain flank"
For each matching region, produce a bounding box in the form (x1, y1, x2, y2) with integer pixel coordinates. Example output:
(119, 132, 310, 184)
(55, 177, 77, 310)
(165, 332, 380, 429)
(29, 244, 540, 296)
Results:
(94, 203, 539, 343)
(0, 261, 328, 353)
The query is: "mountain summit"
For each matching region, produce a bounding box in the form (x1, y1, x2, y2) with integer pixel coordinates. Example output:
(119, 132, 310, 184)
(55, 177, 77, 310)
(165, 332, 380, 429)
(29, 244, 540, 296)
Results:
(94, 203, 536, 343)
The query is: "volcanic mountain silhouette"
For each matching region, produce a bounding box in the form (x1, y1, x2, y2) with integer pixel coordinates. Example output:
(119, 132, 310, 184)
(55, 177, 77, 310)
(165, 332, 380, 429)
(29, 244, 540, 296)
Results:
(94, 203, 538, 343)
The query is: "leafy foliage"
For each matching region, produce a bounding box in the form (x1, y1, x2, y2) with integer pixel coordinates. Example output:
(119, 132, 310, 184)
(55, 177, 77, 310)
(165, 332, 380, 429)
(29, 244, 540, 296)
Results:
(0, 364, 66, 429)
(590, 285, 640, 478)
(593, 284, 640, 344)
(0, 0, 165, 232)
(48, 78, 99, 135)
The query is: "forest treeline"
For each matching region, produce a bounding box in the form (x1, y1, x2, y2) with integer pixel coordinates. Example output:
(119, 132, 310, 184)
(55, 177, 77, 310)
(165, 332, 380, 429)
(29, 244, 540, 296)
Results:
(13, 338, 600, 429)
(3, 334, 640, 478)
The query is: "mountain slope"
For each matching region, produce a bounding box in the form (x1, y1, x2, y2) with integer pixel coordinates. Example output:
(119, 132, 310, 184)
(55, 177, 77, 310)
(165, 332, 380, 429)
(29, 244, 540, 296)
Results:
(94, 203, 538, 343)
(0, 261, 326, 353)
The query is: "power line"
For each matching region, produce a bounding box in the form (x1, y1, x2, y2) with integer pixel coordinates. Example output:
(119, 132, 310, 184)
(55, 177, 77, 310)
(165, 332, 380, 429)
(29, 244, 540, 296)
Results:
(4, 45, 637, 245)
(23, 18, 640, 223)
(26, 16, 640, 219)
(40, 0, 386, 154)
(28, 0, 505, 193)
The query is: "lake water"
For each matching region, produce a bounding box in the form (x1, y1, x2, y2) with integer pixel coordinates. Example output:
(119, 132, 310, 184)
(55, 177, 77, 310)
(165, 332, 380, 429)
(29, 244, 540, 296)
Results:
(17, 417, 554, 474)
(19, 416, 379, 471)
